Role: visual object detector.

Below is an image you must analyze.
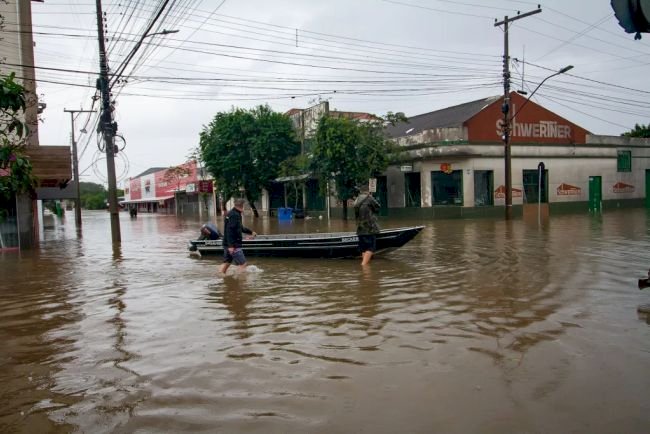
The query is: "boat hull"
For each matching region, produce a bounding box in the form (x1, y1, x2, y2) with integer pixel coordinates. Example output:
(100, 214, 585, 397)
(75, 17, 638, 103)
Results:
(188, 226, 424, 258)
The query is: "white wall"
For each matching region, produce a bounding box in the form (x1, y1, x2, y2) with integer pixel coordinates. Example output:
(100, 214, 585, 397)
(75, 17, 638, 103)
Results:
(385, 139, 649, 208)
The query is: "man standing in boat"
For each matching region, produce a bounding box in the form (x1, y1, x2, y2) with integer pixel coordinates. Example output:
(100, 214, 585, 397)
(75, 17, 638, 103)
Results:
(219, 198, 257, 274)
(354, 184, 381, 266)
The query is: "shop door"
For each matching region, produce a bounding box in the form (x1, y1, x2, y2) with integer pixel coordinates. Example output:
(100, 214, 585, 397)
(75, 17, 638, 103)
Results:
(473, 170, 493, 206)
(375, 176, 388, 216)
(522, 169, 548, 203)
(588, 176, 602, 213)
(405, 172, 421, 207)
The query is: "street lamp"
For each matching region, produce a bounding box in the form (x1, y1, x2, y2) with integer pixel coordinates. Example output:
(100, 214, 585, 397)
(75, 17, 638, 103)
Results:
(512, 65, 573, 118)
(503, 64, 573, 220)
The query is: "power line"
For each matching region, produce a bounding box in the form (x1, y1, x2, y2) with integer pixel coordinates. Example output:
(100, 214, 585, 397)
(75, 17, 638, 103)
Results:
(514, 58, 650, 95)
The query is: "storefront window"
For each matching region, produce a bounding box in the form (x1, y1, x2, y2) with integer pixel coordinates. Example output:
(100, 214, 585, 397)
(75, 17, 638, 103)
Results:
(431, 170, 463, 205)
(617, 150, 631, 172)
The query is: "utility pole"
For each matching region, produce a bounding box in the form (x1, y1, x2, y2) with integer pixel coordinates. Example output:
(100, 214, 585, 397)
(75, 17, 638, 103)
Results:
(95, 0, 121, 243)
(64, 109, 95, 230)
(495, 6, 541, 220)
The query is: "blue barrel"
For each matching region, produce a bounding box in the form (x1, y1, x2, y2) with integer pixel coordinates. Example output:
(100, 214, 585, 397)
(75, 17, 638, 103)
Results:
(278, 207, 293, 220)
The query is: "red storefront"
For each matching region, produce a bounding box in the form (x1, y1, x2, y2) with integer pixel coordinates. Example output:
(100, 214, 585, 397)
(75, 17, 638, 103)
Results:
(122, 161, 212, 214)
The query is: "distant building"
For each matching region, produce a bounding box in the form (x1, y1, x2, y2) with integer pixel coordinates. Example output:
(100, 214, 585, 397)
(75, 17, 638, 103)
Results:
(275, 103, 379, 216)
(121, 162, 217, 217)
(376, 92, 649, 217)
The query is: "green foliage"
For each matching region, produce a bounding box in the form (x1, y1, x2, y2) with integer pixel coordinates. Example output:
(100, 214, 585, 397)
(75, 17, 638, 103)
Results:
(1, 72, 36, 203)
(79, 181, 106, 195)
(79, 182, 107, 210)
(279, 154, 310, 209)
(199, 105, 300, 216)
(622, 123, 650, 138)
(279, 153, 310, 179)
(310, 114, 400, 206)
(84, 193, 107, 210)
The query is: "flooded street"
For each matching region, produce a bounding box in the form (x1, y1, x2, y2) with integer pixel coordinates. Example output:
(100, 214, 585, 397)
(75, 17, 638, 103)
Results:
(1, 209, 649, 433)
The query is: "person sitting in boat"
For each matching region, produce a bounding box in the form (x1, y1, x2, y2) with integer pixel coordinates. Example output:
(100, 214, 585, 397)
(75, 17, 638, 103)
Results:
(199, 222, 222, 240)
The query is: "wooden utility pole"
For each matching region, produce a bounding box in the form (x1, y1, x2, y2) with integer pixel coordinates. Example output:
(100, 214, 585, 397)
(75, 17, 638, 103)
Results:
(495, 6, 541, 220)
(95, 0, 121, 243)
(64, 109, 95, 230)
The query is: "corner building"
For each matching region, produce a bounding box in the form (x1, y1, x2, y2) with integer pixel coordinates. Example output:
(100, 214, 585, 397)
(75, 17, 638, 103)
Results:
(381, 92, 649, 218)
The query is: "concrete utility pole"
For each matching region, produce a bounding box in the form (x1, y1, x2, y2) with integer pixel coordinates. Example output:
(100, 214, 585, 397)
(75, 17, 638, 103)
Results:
(495, 6, 541, 220)
(64, 109, 95, 230)
(95, 0, 121, 243)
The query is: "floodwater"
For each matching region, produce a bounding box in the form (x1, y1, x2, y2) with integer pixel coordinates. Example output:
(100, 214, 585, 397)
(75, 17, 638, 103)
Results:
(1, 209, 649, 433)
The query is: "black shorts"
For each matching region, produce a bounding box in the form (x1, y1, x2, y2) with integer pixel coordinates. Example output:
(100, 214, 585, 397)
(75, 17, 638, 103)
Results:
(358, 234, 376, 253)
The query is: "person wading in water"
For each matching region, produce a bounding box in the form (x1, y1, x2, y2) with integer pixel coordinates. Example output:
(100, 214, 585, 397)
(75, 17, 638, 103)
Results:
(219, 198, 257, 274)
(354, 184, 381, 266)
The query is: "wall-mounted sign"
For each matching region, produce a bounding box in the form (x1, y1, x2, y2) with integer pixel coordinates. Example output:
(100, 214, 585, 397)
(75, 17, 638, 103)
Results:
(369, 178, 377, 193)
(186, 183, 196, 193)
(557, 183, 582, 196)
(400, 165, 413, 172)
(613, 181, 635, 193)
(440, 163, 453, 174)
(497, 119, 572, 139)
(198, 180, 213, 193)
(494, 185, 522, 199)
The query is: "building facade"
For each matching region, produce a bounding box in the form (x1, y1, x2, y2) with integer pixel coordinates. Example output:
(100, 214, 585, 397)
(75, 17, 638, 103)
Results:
(1, 0, 72, 250)
(122, 161, 217, 217)
(378, 92, 649, 218)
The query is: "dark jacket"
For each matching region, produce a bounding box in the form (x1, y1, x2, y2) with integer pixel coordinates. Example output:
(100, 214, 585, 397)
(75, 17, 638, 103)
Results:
(223, 207, 253, 248)
(354, 193, 380, 235)
(199, 222, 221, 240)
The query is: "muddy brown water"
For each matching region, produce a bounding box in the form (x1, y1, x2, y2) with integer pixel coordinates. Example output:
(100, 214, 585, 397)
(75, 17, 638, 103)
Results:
(1, 210, 649, 433)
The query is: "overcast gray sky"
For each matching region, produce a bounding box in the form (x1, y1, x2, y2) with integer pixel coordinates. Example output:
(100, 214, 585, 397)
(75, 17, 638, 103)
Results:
(22, 0, 650, 186)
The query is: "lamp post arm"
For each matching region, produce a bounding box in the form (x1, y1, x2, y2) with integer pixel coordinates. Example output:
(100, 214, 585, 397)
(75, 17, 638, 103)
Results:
(512, 73, 556, 118)
(510, 65, 573, 121)
(109, 0, 173, 88)
(110, 29, 178, 88)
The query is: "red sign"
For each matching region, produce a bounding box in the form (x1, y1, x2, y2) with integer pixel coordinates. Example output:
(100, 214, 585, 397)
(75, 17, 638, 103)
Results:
(198, 180, 213, 193)
(129, 177, 141, 200)
(440, 163, 453, 174)
(465, 92, 589, 144)
(494, 185, 522, 199)
(557, 183, 582, 196)
(613, 182, 634, 193)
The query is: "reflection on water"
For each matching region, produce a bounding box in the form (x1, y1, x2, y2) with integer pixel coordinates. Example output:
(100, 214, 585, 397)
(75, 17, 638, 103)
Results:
(1, 210, 649, 433)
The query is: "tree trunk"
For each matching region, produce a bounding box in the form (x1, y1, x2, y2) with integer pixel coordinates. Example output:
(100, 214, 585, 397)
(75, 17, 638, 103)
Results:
(245, 192, 260, 218)
(293, 183, 299, 209)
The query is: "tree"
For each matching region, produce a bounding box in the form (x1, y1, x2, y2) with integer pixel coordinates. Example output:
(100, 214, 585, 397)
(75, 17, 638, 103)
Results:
(79, 182, 107, 210)
(1, 72, 37, 214)
(163, 163, 192, 192)
(310, 113, 404, 219)
(199, 105, 300, 217)
(278, 154, 310, 209)
(622, 123, 650, 138)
